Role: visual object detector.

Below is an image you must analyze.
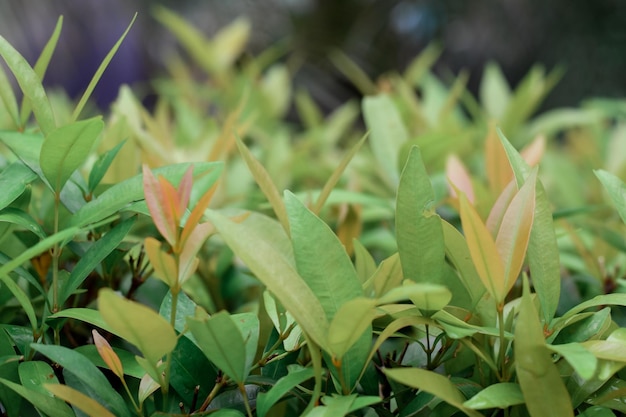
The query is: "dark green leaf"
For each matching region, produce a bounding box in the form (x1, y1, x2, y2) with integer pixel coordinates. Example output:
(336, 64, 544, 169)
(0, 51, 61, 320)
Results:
(0, 162, 38, 211)
(256, 365, 315, 417)
(88, 139, 127, 194)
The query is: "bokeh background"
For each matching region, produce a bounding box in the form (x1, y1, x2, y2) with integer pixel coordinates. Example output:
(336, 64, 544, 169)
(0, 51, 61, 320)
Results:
(1, 0, 625, 112)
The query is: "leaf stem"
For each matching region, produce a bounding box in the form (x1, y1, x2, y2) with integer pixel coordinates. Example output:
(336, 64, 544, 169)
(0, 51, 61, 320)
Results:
(497, 302, 507, 381)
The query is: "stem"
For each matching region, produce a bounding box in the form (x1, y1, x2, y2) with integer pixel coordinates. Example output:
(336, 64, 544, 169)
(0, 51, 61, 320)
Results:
(425, 325, 433, 368)
(239, 383, 254, 417)
(162, 286, 179, 397)
(497, 302, 507, 381)
(120, 378, 142, 416)
(52, 192, 61, 345)
(198, 376, 227, 412)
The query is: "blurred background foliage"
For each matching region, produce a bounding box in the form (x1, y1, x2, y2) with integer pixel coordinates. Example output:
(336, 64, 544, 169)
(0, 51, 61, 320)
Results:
(1, 0, 625, 112)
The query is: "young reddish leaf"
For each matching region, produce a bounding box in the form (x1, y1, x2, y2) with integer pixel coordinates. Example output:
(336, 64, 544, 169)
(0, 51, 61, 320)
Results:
(459, 193, 505, 302)
(92, 330, 124, 380)
(158, 175, 183, 228)
(446, 154, 475, 204)
(143, 165, 177, 247)
(144, 237, 178, 289)
(179, 222, 214, 285)
(179, 182, 217, 250)
(176, 166, 193, 218)
(485, 123, 513, 194)
(495, 169, 537, 295)
(486, 180, 517, 237)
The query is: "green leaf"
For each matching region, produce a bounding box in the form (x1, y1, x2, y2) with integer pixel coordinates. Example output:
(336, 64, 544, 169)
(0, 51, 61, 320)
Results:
(499, 130, 560, 322)
(98, 288, 177, 367)
(548, 343, 597, 380)
(515, 276, 574, 417)
(480, 62, 511, 120)
(0, 161, 38, 212)
(71, 161, 222, 227)
(383, 368, 483, 417)
(595, 169, 626, 225)
(40, 117, 104, 193)
(263, 291, 302, 351)
(206, 209, 329, 349)
(377, 282, 452, 311)
(396, 146, 445, 285)
(60, 216, 135, 307)
(256, 365, 315, 417)
(45, 384, 116, 417)
(578, 406, 617, 417)
(285, 191, 362, 320)
(20, 16, 63, 127)
(463, 383, 524, 410)
(327, 298, 376, 359)
(72, 13, 137, 121)
(0, 207, 46, 239)
(88, 139, 127, 194)
(353, 239, 377, 284)
(168, 334, 217, 406)
(236, 137, 290, 236)
(187, 311, 249, 384)
(30, 343, 130, 417)
(18, 361, 65, 402)
(48, 308, 113, 334)
(0, 35, 56, 135)
(0, 60, 19, 128)
(362, 94, 408, 187)
(0, 377, 74, 417)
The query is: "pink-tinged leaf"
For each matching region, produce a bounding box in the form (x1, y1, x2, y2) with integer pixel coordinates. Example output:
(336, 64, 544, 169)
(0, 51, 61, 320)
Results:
(486, 180, 517, 238)
(143, 165, 177, 246)
(520, 134, 546, 168)
(179, 183, 218, 250)
(459, 193, 505, 302)
(158, 175, 183, 229)
(485, 124, 513, 194)
(446, 154, 475, 204)
(92, 330, 124, 380)
(496, 169, 537, 295)
(176, 166, 194, 219)
(144, 237, 178, 289)
(179, 222, 215, 285)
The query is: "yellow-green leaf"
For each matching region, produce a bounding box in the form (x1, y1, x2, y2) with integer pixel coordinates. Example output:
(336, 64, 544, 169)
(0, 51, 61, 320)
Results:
(144, 237, 178, 289)
(45, 384, 115, 417)
(515, 276, 574, 417)
(495, 169, 537, 295)
(327, 298, 376, 360)
(98, 289, 177, 367)
(459, 193, 505, 302)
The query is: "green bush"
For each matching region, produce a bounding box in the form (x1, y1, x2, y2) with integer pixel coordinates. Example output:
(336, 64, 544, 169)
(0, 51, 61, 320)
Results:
(0, 9, 625, 417)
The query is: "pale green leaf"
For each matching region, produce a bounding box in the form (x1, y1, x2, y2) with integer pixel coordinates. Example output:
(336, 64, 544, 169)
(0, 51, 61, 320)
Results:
(327, 298, 376, 359)
(515, 276, 574, 417)
(480, 62, 511, 120)
(548, 343, 597, 380)
(98, 288, 177, 366)
(463, 383, 523, 410)
(396, 146, 445, 284)
(40, 117, 104, 192)
(383, 368, 483, 417)
(595, 169, 626, 225)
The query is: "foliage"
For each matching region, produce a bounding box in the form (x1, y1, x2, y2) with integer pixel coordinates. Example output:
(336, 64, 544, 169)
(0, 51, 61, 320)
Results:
(0, 8, 625, 417)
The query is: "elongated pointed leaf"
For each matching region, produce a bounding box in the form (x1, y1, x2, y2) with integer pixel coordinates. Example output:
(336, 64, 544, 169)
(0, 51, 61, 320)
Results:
(459, 193, 505, 302)
(48, 308, 113, 334)
(285, 191, 362, 320)
(20, 16, 63, 127)
(396, 146, 445, 284)
(595, 169, 626, 225)
(88, 140, 126, 194)
(45, 384, 115, 417)
(495, 169, 537, 295)
(98, 288, 177, 367)
(187, 311, 248, 384)
(463, 383, 524, 410)
(515, 277, 574, 417)
(205, 209, 329, 350)
(41, 117, 104, 193)
(60, 216, 135, 307)
(0, 377, 74, 417)
(485, 123, 513, 194)
(383, 368, 483, 417)
(0, 35, 55, 135)
(0, 63, 19, 128)
(92, 330, 124, 380)
(362, 95, 408, 187)
(257, 365, 315, 417)
(499, 130, 560, 322)
(480, 63, 511, 120)
(72, 13, 137, 121)
(236, 137, 290, 236)
(446, 154, 475, 203)
(328, 298, 376, 359)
